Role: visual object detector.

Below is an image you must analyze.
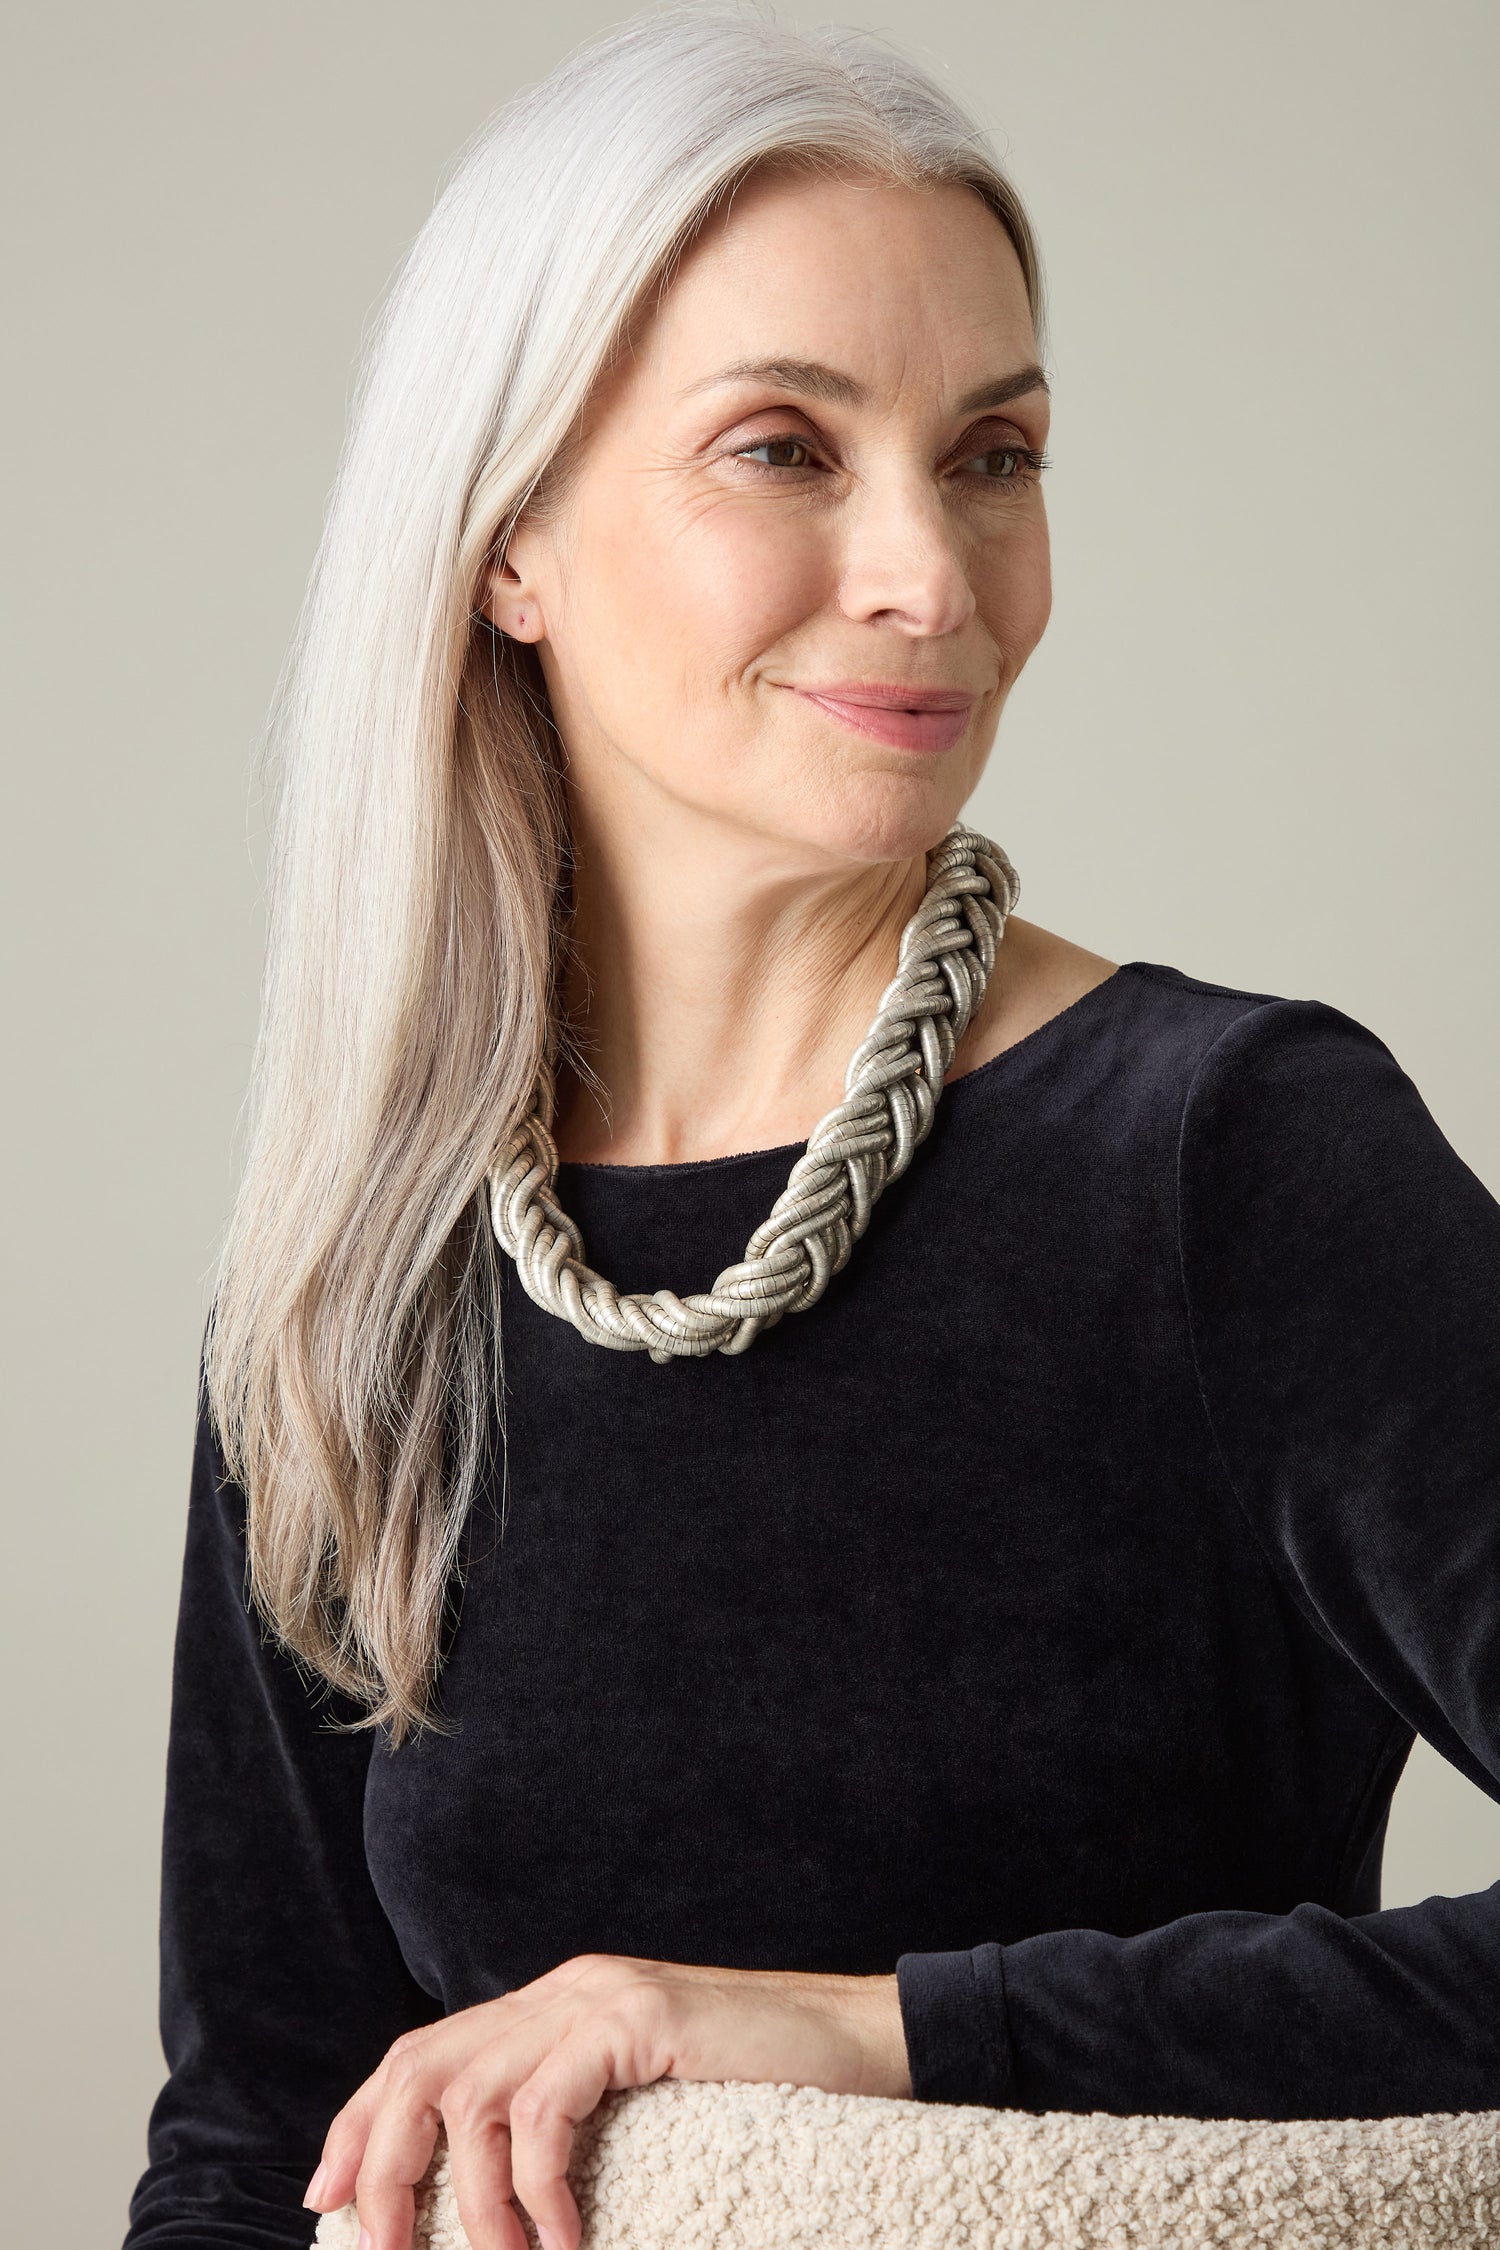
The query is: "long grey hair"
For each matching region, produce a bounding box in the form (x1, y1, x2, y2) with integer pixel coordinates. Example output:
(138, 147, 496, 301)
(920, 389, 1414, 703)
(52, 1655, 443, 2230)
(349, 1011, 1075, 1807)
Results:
(204, 0, 1047, 1746)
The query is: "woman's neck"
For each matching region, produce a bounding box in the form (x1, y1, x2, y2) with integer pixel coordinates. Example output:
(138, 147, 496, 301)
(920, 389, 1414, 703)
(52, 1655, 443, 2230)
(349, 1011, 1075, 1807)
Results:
(551, 802, 934, 1167)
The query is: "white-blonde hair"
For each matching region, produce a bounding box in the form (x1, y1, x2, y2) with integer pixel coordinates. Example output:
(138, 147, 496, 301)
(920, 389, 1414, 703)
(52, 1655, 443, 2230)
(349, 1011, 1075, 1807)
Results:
(205, 0, 1047, 1745)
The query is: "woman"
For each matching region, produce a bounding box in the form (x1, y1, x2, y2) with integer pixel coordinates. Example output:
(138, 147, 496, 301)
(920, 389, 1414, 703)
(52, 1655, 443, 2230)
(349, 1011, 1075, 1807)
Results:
(124, 8, 1500, 2250)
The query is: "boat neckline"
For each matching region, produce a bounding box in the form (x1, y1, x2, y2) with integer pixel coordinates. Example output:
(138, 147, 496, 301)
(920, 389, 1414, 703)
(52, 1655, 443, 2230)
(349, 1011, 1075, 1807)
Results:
(556, 959, 1146, 1181)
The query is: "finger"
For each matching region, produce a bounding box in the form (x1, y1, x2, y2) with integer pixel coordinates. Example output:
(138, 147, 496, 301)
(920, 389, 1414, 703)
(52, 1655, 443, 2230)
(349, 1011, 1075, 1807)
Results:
(311, 1988, 591, 2229)
(440, 2079, 528, 2250)
(509, 2008, 662, 2250)
(306, 2023, 446, 2213)
(442, 2004, 587, 2250)
(352, 2045, 446, 2250)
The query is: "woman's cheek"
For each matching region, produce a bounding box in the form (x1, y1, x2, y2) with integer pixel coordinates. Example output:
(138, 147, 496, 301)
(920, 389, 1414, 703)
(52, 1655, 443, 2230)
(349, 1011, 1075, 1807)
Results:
(671, 501, 836, 662)
(980, 521, 1052, 676)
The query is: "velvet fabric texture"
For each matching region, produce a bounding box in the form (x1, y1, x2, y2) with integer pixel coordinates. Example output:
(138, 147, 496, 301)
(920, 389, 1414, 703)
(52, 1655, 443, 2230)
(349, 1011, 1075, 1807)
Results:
(124, 962, 1500, 2249)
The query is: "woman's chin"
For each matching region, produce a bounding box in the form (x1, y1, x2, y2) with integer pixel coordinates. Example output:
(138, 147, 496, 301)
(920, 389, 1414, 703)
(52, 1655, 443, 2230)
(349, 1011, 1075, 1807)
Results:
(771, 763, 984, 869)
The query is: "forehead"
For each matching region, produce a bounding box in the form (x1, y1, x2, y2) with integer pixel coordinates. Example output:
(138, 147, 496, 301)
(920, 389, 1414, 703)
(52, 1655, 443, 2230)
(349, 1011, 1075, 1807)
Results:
(626, 169, 1036, 396)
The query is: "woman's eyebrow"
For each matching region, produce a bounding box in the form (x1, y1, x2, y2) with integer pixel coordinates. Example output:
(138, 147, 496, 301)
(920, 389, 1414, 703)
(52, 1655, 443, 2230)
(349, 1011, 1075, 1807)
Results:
(679, 357, 1050, 411)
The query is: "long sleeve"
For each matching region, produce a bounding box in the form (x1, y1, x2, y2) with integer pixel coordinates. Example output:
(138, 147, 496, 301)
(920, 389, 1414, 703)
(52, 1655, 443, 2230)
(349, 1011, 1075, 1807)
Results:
(897, 996, 1500, 2119)
(124, 1364, 439, 2249)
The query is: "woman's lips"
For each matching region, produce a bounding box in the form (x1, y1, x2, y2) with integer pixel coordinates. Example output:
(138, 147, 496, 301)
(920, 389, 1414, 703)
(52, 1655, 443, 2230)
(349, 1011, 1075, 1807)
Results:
(788, 682, 976, 754)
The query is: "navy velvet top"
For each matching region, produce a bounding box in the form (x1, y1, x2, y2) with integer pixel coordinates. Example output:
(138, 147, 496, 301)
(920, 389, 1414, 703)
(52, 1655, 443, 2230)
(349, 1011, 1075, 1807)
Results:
(125, 960, 1500, 2249)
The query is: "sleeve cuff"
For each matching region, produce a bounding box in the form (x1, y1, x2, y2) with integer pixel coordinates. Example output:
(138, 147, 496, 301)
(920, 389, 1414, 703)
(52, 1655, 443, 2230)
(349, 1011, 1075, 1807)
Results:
(895, 1941, 1015, 2108)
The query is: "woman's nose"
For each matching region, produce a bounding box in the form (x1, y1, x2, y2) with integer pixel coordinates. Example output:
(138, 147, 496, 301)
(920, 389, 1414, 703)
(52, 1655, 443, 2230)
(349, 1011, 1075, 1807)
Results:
(834, 472, 977, 638)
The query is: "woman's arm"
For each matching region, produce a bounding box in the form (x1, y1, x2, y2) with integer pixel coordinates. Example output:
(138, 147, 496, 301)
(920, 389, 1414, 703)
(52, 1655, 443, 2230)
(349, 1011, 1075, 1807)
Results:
(898, 996, 1500, 2118)
(124, 1360, 439, 2249)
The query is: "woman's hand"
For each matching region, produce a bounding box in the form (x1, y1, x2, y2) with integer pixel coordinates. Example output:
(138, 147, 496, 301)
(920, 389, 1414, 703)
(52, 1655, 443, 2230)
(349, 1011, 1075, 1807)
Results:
(301, 1952, 912, 2250)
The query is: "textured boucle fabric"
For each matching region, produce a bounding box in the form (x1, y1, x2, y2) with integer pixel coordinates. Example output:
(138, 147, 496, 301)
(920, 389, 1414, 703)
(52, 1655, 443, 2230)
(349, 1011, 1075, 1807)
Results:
(312, 2079, 1500, 2248)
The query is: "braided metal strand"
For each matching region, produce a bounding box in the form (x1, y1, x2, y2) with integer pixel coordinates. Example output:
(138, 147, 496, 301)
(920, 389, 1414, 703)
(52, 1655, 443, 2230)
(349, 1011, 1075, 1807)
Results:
(486, 823, 1019, 1362)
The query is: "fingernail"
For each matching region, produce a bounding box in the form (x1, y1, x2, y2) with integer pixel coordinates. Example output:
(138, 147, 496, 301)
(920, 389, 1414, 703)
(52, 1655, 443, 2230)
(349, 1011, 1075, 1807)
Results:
(302, 2163, 329, 2210)
(358, 2230, 374, 2250)
(537, 2231, 562, 2250)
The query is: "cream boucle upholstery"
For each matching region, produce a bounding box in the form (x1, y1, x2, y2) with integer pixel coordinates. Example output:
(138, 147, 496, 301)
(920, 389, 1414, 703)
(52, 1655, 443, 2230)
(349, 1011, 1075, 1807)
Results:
(312, 2077, 1500, 2247)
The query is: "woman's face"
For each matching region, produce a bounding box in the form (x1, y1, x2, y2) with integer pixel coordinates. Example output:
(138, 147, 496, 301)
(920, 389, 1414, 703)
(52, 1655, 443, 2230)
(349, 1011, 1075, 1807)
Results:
(489, 166, 1052, 870)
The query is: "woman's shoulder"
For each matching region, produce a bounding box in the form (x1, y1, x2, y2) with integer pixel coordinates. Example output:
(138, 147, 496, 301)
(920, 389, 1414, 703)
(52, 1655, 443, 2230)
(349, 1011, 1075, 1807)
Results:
(1031, 947, 1489, 1285)
(959, 917, 1413, 1132)
(957, 915, 1332, 1080)
(1115, 958, 1420, 1160)
(1124, 962, 1476, 1237)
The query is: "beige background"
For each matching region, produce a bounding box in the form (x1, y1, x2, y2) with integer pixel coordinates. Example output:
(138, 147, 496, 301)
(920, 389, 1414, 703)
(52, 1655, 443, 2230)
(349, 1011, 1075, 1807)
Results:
(3, 2, 1496, 2241)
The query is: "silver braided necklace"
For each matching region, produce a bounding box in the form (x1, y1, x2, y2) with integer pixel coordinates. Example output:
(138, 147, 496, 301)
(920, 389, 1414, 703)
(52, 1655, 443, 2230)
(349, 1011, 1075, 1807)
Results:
(486, 821, 1019, 1362)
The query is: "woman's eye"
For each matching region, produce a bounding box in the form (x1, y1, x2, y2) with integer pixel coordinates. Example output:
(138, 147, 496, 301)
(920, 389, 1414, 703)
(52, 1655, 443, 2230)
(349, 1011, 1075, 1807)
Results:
(957, 445, 1050, 486)
(735, 434, 816, 470)
(728, 433, 1049, 483)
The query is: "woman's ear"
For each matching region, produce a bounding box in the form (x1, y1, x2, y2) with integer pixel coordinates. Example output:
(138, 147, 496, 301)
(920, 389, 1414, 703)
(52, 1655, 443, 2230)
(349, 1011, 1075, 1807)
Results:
(482, 542, 547, 642)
